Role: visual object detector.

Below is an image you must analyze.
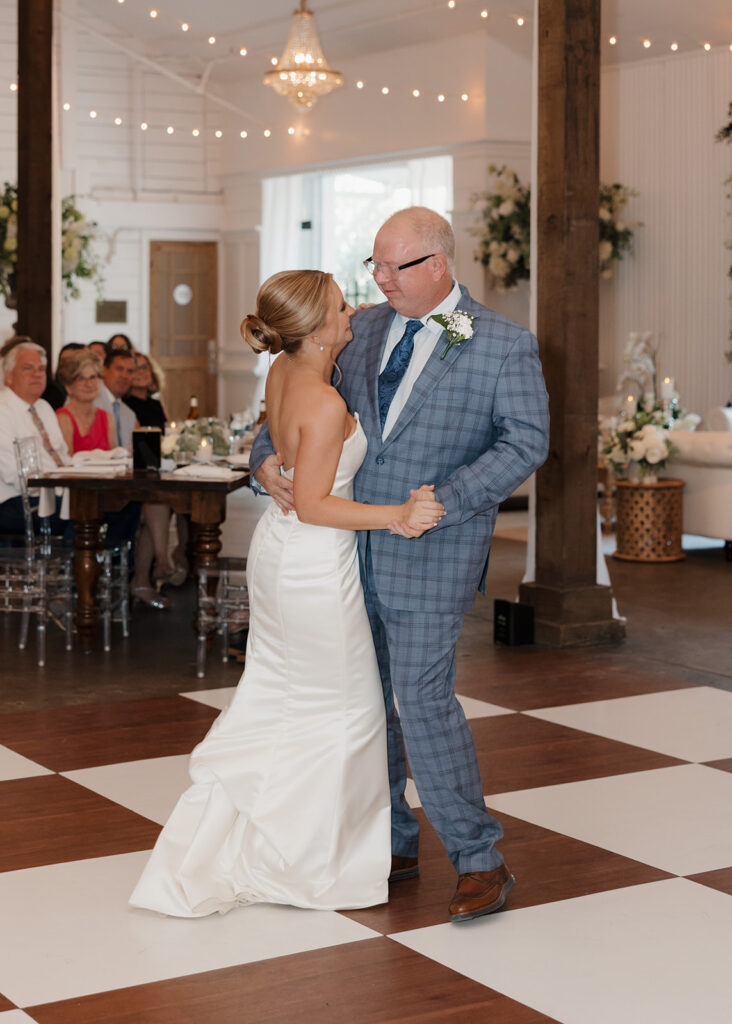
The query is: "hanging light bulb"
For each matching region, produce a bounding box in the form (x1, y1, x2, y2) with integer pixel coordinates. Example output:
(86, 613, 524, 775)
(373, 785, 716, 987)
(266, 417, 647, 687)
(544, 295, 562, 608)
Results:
(263, 0, 343, 113)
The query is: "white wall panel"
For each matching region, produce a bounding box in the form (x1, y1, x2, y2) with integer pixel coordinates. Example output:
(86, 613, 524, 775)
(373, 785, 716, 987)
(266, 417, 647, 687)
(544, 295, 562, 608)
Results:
(600, 48, 732, 416)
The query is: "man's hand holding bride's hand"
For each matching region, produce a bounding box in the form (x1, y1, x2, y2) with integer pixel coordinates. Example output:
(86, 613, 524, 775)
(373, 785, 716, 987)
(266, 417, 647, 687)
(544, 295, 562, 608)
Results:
(389, 485, 445, 538)
(254, 453, 295, 513)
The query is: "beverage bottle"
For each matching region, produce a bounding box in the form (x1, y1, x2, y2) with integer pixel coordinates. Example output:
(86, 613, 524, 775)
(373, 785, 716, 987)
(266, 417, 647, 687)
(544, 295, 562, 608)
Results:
(186, 395, 199, 421)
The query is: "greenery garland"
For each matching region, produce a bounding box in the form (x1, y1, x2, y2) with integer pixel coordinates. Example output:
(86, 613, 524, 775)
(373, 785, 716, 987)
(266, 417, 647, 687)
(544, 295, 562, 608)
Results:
(472, 165, 642, 292)
(0, 182, 103, 303)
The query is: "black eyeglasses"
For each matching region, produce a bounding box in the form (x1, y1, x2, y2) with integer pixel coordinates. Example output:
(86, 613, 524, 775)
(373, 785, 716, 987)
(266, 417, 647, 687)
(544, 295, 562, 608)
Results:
(363, 253, 436, 277)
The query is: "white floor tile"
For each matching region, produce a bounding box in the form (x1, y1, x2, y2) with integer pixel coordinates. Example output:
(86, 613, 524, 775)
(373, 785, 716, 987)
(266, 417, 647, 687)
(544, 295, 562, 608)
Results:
(0, 1012, 40, 1023)
(0, 745, 53, 782)
(487, 763, 732, 876)
(180, 687, 236, 711)
(393, 878, 732, 1024)
(457, 694, 514, 719)
(0, 851, 379, 1008)
(525, 686, 732, 762)
(405, 778, 420, 808)
(63, 755, 191, 825)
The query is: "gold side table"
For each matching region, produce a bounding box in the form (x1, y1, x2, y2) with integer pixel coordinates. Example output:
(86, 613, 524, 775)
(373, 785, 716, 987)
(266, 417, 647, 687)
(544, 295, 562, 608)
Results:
(613, 478, 685, 562)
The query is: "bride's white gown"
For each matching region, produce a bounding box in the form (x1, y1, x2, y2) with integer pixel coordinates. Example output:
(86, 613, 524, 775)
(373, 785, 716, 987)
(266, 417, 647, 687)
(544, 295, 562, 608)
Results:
(130, 416, 391, 916)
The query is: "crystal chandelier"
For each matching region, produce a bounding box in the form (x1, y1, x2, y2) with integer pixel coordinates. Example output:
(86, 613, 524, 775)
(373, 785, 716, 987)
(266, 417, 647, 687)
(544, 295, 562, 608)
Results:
(263, 1, 343, 113)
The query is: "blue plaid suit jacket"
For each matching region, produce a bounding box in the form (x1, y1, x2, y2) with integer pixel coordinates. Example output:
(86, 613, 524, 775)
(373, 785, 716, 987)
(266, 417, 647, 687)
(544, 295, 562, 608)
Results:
(251, 285, 549, 614)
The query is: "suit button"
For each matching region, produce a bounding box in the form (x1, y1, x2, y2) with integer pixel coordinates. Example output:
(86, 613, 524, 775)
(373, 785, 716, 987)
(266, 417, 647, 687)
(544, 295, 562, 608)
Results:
(375, 456, 384, 465)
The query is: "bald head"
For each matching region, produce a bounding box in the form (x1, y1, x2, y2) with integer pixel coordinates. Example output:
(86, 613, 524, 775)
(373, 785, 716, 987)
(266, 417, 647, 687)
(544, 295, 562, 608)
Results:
(371, 207, 455, 317)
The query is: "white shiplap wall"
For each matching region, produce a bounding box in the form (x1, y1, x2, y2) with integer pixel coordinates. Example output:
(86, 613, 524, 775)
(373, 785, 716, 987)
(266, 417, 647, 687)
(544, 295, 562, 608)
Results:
(600, 48, 732, 416)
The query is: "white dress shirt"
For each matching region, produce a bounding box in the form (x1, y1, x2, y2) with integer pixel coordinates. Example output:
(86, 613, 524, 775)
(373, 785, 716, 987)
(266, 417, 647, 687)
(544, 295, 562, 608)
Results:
(379, 278, 462, 439)
(0, 387, 70, 503)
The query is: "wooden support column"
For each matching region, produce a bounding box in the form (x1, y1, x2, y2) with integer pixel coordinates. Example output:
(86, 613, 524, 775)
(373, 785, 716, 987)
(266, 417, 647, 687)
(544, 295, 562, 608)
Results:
(519, 0, 624, 646)
(16, 0, 54, 361)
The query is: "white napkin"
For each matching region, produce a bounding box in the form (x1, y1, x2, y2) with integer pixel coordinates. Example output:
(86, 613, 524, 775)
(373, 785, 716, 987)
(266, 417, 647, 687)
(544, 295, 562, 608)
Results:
(226, 453, 250, 468)
(171, 464, 247, 481)
(44, 463, 128, 476)
(71, 447, 129, 467)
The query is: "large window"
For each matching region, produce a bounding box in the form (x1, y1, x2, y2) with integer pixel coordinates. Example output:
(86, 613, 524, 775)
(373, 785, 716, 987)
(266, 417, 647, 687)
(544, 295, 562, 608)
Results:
(261, 155, 453, 305)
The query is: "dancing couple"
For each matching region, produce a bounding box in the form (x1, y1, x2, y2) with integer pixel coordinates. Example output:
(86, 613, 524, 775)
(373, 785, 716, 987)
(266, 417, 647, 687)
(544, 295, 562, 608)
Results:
(131, 207, 549, 923)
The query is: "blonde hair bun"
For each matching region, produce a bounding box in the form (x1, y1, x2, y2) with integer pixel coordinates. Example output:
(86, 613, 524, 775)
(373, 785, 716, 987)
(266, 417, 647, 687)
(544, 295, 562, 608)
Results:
(240, 313, 282, 354)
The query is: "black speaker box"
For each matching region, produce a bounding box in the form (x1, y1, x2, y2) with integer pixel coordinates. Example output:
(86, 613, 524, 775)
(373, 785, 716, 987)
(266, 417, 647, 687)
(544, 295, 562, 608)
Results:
(493, 599, 534, 646)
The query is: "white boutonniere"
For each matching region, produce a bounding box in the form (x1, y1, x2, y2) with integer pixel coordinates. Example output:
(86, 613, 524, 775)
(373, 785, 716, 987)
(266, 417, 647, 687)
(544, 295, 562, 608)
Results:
(430, 310, 476, 360)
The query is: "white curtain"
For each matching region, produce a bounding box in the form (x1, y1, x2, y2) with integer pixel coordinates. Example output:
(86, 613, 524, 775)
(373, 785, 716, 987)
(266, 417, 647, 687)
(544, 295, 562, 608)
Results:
(260, 175, 304, 282)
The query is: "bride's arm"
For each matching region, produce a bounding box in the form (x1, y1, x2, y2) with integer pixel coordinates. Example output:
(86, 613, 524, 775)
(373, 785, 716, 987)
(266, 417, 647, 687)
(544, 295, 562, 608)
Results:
(294, 394, 444, 532)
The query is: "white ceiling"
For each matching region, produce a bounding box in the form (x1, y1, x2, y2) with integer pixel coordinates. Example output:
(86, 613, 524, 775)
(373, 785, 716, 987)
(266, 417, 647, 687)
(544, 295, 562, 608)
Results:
(77, 0, 732, 85)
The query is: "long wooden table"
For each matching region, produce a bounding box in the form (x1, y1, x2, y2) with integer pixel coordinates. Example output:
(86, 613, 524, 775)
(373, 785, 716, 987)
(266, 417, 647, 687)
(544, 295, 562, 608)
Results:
(29, 469, 250, 651)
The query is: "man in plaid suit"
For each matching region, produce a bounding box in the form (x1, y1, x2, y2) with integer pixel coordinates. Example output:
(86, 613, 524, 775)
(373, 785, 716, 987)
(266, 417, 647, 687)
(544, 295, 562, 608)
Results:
(251, 207, 549, 921)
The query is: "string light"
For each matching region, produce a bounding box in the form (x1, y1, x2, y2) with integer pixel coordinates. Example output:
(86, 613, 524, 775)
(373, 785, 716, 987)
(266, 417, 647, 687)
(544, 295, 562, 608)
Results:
(166, 125, 174, 134)
(239, 48, 248, 56)
(263, 129, 271, 137)
(288, 126, 295, 135)
(356, 80, 364, 89)
(448, 1, 455, 8)
(437, 94, 445, 102)
(412, 89, 420, 97)
(149, 9, 157, 18)
(63, 102, 71, 110)
(140, 121, 148, 130)
(181, 22, 189, 32)
(214, 129, 223, 138)
(208, 36, 216, 45)
(240, 129, 248, 138)
(643, 39, 651, 48)
(114, 117, 122, 125)
(516, 17, 525, 27)
(270, 57, 278, 66)
(89, 109, 97, 118)
(670, 42, 678, 51)
(9, 82, 17, 91)
(703, 42, 711, 51)
(381, 86, 389, 94)
(481, 10, 488, 19)
(192, 128, 200, 136)
(609, 36, 617, 45)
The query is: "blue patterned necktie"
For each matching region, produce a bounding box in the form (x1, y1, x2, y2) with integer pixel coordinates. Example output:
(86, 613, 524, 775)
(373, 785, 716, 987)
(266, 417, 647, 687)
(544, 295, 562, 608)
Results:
(378, 319, 423, 430)
(112, 400, 122, 446)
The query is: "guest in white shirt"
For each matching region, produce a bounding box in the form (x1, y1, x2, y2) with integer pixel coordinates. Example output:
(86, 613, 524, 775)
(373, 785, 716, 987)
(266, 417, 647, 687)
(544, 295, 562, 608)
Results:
(0, 341, 69, 535)
(95, 350, 137, 447)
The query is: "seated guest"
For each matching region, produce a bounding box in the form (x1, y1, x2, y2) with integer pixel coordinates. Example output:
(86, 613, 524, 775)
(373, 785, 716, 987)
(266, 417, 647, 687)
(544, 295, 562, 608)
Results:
(106, 333, 134, 354)
(124, 353, 167, 431)
(42, 341, 86, 411)
(88, 341, 107, 359)
(0, 340, 68, 535)
(96, 349, 137, 447)
(56, 350, 115, 453)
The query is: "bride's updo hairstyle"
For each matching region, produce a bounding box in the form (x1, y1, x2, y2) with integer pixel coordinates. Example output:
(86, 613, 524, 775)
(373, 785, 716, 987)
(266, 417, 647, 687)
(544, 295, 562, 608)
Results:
(240, 270, 333, 356)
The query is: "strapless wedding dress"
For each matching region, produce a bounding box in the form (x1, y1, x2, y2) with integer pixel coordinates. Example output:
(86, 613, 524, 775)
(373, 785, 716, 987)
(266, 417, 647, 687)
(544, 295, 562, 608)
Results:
(130, 415, 391, 916)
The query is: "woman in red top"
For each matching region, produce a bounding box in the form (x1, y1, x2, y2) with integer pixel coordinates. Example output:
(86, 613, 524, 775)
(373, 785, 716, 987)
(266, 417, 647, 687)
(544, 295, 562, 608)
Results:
(56, 350, 115, 452)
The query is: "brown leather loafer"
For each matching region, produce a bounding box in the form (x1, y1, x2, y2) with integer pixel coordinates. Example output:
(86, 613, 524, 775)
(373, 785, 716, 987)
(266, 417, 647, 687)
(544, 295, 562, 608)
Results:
(448, 864, 515, 922)
(389, 855, 419, 882)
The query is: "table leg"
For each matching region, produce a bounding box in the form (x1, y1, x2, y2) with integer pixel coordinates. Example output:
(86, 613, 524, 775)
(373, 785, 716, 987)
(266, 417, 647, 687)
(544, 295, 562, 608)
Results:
(74, 518, 101, 652)
(193, 521, 222, 637)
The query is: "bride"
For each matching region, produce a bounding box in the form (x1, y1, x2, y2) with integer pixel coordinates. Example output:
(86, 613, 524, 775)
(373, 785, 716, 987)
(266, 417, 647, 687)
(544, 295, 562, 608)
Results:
(130, 270, 443, 917)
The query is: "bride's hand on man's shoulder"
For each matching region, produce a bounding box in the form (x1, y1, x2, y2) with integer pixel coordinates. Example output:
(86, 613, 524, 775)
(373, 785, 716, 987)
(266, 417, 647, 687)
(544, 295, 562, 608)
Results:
(255, 452, 295, 513)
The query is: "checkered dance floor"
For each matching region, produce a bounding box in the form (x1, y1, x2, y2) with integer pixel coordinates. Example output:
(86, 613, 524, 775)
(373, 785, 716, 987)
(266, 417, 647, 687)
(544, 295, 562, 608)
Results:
(1, 657, 732, 1022)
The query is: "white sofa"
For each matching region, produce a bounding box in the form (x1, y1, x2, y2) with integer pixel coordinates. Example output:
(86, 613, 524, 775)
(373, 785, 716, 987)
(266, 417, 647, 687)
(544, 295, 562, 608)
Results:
(666, 408, 732, 543)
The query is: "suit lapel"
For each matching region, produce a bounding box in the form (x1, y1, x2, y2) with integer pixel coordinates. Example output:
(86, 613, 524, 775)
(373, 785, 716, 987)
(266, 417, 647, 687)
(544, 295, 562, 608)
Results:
(382, 289, 482, 449)
(361, 304, 395, 437)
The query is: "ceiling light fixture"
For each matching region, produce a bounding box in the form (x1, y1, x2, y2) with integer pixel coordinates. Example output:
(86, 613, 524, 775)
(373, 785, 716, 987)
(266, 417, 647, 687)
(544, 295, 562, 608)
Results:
(263, 1, 343, 112)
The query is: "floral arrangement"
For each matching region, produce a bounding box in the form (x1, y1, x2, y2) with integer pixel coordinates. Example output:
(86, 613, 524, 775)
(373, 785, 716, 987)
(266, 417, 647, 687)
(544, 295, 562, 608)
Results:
(472, 166, 642, 291)
(61, 195, 103, 300)
(0, 182, 103, 302)
(162, 417, 231, 458)
(430, 310, 475, 359)
(715, 101, 732, 363)
(599, 332, 699, 482)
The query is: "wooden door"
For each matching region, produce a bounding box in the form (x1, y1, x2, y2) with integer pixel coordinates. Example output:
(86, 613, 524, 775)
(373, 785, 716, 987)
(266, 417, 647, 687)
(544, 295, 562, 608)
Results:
(150, 241, 217, 420)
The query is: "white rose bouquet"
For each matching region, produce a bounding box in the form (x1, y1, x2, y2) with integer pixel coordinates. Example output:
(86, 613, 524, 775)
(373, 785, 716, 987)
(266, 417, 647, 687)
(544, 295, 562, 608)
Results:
(166, 417, 231, 457)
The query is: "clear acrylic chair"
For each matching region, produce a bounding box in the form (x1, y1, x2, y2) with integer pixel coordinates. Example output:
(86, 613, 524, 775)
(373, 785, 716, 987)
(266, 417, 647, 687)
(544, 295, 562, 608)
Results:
(196, 556, 249, 678)
(0, 437, 74, 666)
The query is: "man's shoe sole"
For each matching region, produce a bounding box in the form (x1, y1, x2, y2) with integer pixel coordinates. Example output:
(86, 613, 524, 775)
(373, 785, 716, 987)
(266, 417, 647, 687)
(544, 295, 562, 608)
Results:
(449, 873, 515, 923)
(388, 865, 420, 882)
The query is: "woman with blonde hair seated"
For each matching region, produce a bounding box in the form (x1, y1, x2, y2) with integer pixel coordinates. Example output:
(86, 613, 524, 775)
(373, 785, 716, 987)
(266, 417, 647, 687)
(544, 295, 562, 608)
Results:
(56, 349, 115, 452)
